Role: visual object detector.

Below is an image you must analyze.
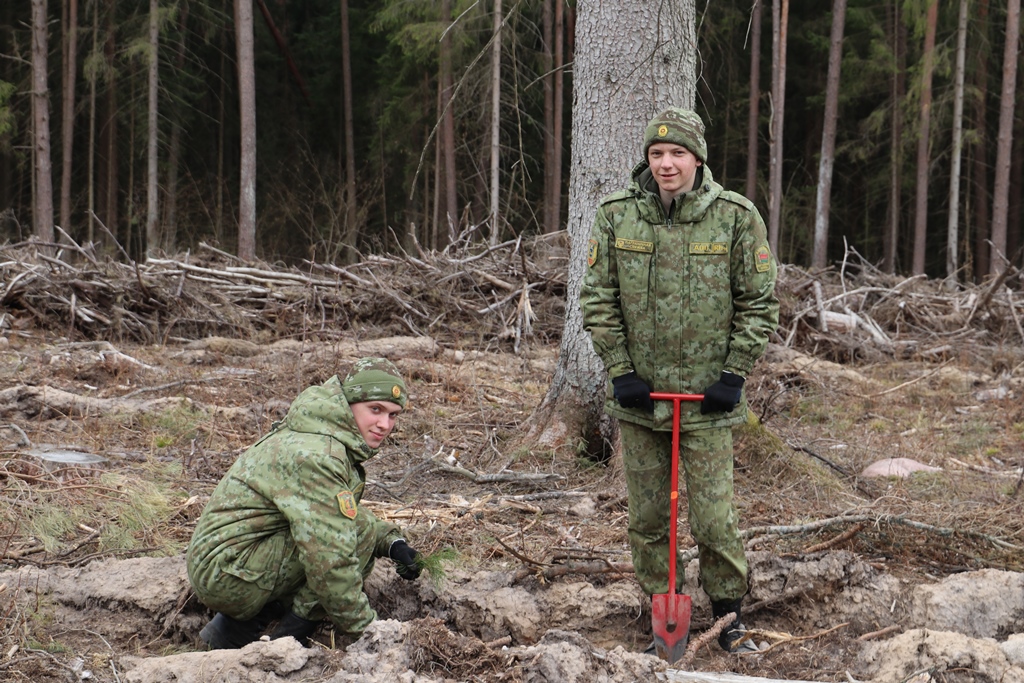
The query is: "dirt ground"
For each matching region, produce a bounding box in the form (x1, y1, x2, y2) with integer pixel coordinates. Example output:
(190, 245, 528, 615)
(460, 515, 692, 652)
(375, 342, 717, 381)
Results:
(1, 321, 1023, 682)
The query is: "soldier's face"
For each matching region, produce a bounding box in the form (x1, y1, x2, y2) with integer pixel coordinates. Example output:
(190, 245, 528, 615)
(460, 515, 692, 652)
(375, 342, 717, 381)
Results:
(351, 400, 403, 448)
(647, 143, 702, 196)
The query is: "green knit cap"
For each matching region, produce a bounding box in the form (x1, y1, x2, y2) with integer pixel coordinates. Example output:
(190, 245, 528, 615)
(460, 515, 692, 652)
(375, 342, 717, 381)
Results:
(642, 107, 707, 162)
(342, 357, 408, 408)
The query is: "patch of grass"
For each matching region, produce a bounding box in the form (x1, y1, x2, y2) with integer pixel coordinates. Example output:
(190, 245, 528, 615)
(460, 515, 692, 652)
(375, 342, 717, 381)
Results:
(136, 402, 206, 450)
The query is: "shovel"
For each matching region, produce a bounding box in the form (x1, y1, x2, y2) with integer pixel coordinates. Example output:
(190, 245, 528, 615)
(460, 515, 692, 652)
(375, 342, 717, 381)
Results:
(647, 391, 704, 664)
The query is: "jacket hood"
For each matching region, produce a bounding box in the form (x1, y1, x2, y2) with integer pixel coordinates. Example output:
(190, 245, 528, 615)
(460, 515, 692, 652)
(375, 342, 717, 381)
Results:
(629, 161, 720, 222)
(281, 375, 376, 462)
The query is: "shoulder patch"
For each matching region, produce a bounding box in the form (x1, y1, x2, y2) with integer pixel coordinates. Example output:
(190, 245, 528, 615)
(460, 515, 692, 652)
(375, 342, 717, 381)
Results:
(755, 245, 772, 273)
(337, 490, 357, 519)
(587, 239, 599, 267)
(719, 190, 757, 213)
(598, 189, 633, 206)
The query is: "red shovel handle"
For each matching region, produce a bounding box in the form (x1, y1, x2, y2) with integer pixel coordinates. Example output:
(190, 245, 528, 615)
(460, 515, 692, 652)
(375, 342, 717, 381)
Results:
(649, 393, 704, 603)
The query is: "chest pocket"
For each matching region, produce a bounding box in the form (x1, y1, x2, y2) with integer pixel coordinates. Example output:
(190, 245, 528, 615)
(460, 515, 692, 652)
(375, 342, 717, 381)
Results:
(688, 242, 731, 313)
(614, 238, 653, 313)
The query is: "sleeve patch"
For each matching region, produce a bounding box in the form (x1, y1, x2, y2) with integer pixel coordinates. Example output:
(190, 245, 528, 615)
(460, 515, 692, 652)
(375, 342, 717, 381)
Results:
(755, 245, 772, 273)
(337, 490, 358, 519)
(587, 239, 599, 267)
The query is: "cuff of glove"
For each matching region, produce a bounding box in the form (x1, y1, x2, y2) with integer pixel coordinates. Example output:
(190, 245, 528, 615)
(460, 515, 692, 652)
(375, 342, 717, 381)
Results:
(388, 538, 407, 554)
(720, 371, 745, 387)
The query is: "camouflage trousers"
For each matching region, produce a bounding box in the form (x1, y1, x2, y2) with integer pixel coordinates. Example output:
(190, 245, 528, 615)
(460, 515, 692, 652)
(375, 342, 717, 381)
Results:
(188, 509, 380, 622)
(619, 420, 747, 602)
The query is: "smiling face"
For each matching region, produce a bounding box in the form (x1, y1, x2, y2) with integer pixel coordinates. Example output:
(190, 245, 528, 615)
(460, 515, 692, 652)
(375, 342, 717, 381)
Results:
(647, 142, 702, 202)
(350, 400, 403, 448)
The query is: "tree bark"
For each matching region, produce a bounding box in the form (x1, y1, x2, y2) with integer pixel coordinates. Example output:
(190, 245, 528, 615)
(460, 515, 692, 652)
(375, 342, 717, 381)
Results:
(767, 0, 788, 255)
(145, 0, 160, 257)
(946, 0, 969, 280)
(60, 0, 79, 239)
(812, 0, 846, 270)
(988, 0, 1020, 276)
(523, 0, 696, 459)
(164, 0, 190, 254)
(745, 0, 763, 203)
(541, 0, 554, 234)
(911, 0, 937, 276)
(31, 0, 55, 244)
(488, 0, 502, 247)
(236, 0, 258, 261)
(340, 0, 358, 263)
(551, 0, 565, 233)
(884, 0, 905, 274)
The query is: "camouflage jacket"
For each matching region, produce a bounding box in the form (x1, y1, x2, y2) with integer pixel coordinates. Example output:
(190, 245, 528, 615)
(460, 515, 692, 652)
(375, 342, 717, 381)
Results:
(186, 375, 402, 636)
(580, 162, 779, 431)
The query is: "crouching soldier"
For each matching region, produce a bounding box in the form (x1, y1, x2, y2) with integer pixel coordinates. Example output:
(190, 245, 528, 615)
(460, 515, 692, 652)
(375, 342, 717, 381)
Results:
(187, 357, 422, 649)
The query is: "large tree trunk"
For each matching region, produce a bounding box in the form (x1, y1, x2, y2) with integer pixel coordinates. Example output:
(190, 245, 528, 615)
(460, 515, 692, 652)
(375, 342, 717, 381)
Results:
(745, 0, 763, 203)
(523, 0, 696, 459)
(488, 0, 502, 247)
(911, 0, 937, 276)
(59, 0, 78, 239)
(541, 0, 555, 234)
(551, 0, 565, 233)
(812, 0, 846, 270)
(988, 0, 1020, 276)
(340, 0, 358, 264)
(86, 0, 98, 244)
(164, 0, 190, 254)
(946, 0, 969, 280)
(767, 0, 788, 255)
(31, 0, 55, 244)
(236, 0, 257, 261)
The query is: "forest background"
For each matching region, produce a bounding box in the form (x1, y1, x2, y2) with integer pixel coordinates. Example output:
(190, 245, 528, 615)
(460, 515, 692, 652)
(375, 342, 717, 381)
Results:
(1, 0, 1022, 280)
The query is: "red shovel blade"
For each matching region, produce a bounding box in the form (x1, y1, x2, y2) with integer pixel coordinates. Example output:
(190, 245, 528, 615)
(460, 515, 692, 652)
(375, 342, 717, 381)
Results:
(651, 592, 691, 663)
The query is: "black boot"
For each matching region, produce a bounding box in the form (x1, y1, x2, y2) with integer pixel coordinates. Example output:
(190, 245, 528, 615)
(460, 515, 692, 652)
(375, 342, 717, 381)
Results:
(711, 598, 756, 653)
(199, 612, 265, 649)
(199, 601, 286, 650)
(270, 612, 322, 647)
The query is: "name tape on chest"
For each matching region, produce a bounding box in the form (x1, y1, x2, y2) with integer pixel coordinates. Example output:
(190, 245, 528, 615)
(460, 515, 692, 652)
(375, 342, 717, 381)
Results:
(689, 242, 729, 255)
(614, 238, 654, 253)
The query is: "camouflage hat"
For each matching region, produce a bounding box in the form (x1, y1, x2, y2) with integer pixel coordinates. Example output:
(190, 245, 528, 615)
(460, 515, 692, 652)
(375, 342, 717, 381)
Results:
(642, 107, 707, 162)
(342, 357, 408, 408)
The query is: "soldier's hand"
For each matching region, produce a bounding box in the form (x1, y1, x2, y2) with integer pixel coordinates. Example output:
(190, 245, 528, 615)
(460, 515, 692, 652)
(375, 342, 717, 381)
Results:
(701, 371, 745, 414)
(388, 539, 422, 580)
(611, 372, 654, 412)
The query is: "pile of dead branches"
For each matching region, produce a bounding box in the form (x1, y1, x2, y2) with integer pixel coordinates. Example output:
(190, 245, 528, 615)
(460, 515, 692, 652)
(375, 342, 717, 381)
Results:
(776, 249, 1024, 363)
(1, 237, 1021, 360)
(0, 235, 568, 348)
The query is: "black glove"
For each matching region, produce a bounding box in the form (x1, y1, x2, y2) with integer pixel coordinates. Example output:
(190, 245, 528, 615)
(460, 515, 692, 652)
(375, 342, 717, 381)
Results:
(611, 372, 654, 412)
(701, 371, 745, 414)
(388, 539, 421, 580)
(269, 611, 321, 647)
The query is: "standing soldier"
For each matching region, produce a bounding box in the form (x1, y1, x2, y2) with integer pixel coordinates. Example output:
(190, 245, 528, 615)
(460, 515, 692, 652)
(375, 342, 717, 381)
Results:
(187, 357, 422, 649)
(580, 108, 779, 653)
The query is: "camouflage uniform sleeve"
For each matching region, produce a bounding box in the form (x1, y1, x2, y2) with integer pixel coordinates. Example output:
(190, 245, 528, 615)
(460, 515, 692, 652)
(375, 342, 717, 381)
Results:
(580, 201, 634, 378)
(274, 450, 391, 637)
(726, 199, 779, 376)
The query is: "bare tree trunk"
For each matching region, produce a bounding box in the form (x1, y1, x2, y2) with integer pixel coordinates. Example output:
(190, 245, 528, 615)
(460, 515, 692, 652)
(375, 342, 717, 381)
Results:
(439, 0, 457, 247)
(340, 0, 357, 264)
(745, 0, 762, 203)
(884, 0, 905, 274)
(946, 0, 969, 280)
(31, 0, 55, 244)
(488, 0, 502, 247)
(145, 0, 160, 257)
(812, 0, 846, 270)
(911, 0, 937, 275)
(524, 0, 696, 458)
(86, 0, 98, 244)
(541, 0, 554, 234)
(215, 20, 226, 244)
(431, 79, 442, 250)
(989, 0, 1020, 276)
(60, 0, 78, 238)
(236, 0, 257, 261)
(551, 0, 564, 233)
(767, 0, 788, 255)
(971, 0, 991, 280)
(164, 0, 189, 254)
